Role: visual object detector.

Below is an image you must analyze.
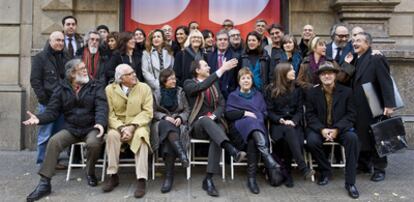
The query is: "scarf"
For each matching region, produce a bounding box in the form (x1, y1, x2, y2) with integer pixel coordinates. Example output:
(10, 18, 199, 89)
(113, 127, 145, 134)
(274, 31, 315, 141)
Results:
(238, 88, 256, 100)
(160, 87, 178, 111)
(82, 48, 100, 79)
(281, 51, 302, 78)
(248, 59, 263, 91)
(309, 53, 326, 84)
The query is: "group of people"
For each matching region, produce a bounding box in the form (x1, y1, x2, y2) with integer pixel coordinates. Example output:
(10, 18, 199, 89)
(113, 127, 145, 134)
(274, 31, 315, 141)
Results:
(24, 16, 397, 201)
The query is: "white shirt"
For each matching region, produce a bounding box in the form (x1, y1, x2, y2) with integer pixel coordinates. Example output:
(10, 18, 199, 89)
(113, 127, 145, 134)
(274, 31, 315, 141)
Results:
(65, 35, 78, 56)
(121, 85, 130, 95)
(332, 42, 340, 59)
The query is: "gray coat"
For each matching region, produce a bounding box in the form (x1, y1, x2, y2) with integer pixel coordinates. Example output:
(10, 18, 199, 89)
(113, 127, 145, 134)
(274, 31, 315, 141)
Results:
(150, 87, 190, 151)
(142, 48, 174, 91)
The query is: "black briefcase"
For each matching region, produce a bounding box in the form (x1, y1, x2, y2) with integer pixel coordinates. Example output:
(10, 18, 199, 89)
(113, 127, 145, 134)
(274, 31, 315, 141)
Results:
(370, 116, 408, 157)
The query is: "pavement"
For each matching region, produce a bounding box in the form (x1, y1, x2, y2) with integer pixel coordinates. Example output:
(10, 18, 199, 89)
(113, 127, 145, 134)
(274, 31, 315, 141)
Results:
(0, 150, 413, 202)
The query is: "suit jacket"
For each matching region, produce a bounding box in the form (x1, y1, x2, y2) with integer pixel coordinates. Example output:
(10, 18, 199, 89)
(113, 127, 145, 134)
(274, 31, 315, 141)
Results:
(351, 48, 395, 150)
(105, 82, 153, 153)
(305, 83, 356, 135)
(63, 33, 83, 59)
(206, 49, 239, 99)
(326, 41, 353, 65)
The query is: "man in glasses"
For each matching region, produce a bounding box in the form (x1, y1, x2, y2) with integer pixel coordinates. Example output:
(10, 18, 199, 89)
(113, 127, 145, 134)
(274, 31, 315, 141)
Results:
(228, 28, 244, 56)
(102, 64, 153, 198)
(222, 19, 234, 31)
(326, 23, 353, 65)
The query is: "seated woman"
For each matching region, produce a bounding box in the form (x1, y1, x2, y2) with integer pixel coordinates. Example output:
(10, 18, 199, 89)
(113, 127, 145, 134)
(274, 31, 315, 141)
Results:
(265, 62, 315, 187)
(150, 68, 190, 193)
(225, 67, 284, 194)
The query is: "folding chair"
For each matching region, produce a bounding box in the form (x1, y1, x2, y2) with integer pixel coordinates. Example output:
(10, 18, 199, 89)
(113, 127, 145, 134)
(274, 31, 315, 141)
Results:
(187, 139, 225, 180)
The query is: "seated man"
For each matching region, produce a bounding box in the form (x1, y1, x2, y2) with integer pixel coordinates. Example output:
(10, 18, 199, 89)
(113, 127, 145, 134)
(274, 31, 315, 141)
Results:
(305, 61, 359, 199)
(184, 58, 246, 197)
(23, 59, 107, 202)
(102, 64, 153, 198)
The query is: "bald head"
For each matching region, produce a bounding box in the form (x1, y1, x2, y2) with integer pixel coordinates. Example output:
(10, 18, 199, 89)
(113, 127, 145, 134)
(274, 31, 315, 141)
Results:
(49, 31, 64, 51)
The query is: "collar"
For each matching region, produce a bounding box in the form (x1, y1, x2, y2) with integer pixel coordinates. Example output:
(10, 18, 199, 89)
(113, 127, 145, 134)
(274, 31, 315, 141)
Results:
(121, 84, 129, 94)
(332, 42, 338, 50)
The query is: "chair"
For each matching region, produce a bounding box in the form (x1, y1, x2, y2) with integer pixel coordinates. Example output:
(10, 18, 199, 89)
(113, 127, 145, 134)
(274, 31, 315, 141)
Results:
(187, 138, 225, 180)
(308, 142, 346, 169)
(151, 151, 190, 180)
(66, 142, 107, 182)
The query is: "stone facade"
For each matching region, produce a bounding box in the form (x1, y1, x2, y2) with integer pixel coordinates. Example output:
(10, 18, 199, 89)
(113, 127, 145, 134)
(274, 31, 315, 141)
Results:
(0, 0, 413, 150)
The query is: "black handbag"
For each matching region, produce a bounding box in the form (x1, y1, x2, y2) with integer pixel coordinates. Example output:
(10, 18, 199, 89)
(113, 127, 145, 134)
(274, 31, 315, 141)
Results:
(370, 116, 407, 157)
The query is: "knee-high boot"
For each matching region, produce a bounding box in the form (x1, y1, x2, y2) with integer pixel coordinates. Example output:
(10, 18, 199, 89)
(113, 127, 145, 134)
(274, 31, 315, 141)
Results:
(161, 155, 175, 193)
(246, 139, 259, 194)
(168, 132, 189, 168)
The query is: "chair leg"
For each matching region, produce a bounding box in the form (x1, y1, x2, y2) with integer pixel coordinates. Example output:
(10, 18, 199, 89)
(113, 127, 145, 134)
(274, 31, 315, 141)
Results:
(231, 156, 234, 180)
(187, 145, 192, 180)
(66, 144, 75, 181)
(101, 150, 107, 182)
(152, 153, 155, 180)
(221, 148, 225, 180)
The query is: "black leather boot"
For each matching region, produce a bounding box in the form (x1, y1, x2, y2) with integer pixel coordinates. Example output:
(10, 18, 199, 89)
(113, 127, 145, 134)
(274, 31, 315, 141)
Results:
(171, 140, 189, 168)
(27, 176, 51, 202)
(161, 156, 175, 193)
(251, 131, 277, 168)
(247, 163, 259, 194)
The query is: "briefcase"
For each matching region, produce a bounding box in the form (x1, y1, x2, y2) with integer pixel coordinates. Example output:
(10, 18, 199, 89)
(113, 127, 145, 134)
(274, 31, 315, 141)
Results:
(370, 116, 407, 157)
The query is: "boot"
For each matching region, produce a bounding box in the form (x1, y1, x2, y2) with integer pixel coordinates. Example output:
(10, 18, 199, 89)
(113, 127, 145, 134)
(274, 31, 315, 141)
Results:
(251, 131, 278, 168)
(27, 176, 51, 202)
(247, 162, 259, 194)
(161, 156, 175, 193)
(102, 174, 119, 193)
(222, 141, 246, 163)
(171, 140, 189, 168)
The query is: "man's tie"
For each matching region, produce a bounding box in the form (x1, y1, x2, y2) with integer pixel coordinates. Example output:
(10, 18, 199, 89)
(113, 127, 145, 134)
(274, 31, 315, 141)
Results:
(218, 53, 224, 69)
(68, 37, 74, 58)
(335, 47, 342, 63)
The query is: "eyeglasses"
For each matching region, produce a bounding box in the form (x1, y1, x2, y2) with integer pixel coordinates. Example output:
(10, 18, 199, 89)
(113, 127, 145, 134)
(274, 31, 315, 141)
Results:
(76, 66, 87, 72)
(335, 34, 349, 39)
(90, 38, 100, 42)
(223, 24, 233, 27)
(230, 33, 240, 37)
(270, 32, 281, 35)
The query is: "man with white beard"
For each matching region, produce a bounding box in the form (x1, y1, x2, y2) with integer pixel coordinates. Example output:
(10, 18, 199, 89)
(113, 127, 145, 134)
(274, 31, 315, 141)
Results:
(76, 30, 110, 83)
(23, 59, 108, 202)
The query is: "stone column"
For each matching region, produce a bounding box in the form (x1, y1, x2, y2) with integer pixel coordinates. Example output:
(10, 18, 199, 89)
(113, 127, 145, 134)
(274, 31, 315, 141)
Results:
(331, 0, 401, 49)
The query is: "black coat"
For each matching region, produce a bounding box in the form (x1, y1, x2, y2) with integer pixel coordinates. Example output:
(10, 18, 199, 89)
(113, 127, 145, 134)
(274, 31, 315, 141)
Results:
(31, 44, 69, 105)
(351, 48, 395, 151)
(105, 51, 144, 83)
(206, 49, 239, 99)
(174, 47, 207, 87)
(37, 79, 108, 138)
(305, 83, 356, 135)
(240, 51, 270, 91)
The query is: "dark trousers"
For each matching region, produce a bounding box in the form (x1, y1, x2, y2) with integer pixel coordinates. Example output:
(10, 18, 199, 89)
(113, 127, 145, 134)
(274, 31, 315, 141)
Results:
(39, 129, 103, 178)
(306, 130, 359, 185)
(158, 120, 181, 157)
(192, 117, 229, 174)
(358, 150, 387, 173)
(270, 125, 307, 172)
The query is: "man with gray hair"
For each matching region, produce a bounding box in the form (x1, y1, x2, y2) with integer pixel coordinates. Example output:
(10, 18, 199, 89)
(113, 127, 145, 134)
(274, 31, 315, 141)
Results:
(103, 64, 153, 198)
(76, 30, 109, 83)
(228, 28, 244, 55)
(24, 59, 108, 201)
(326, 23, 353, 65)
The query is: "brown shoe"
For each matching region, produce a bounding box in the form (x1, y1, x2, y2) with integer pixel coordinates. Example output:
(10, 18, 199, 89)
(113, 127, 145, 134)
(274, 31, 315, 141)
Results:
(102, 174, 119, 192)
(134, 179, 146, 198)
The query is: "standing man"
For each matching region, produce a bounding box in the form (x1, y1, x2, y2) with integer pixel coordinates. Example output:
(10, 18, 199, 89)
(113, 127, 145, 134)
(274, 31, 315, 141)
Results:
(228, 28, 244, 56)
(352, 32, 395, 181)
(30, 31, 68, 166)
(255, 19, 271, 47)
(305, 61, 359, 199)
(161, 24, 173, 46)
(76, 30, 109, 83)
(62, 15, 83, 59)
(24, 59, 107, 201)
(264, 24, 285, 77)
(326, 23, 353, 65)
(207, 30, 239, 99)
(222, 19, 234, 32)
(102, 64, 153, 198)
(299, 24, 315, 58)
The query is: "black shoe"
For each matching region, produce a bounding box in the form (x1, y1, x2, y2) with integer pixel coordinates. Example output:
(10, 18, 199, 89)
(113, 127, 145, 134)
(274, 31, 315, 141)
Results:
(303, 169, 315, 181)
(345, 184, 360, 199)
(284, 173, 294, 188)
(161, 156, 175, 193)
(234, 151, 247, 163)
(247, 177, 260, 194)
(371, 172, 385, 182)
(161, 175, 174, 193)
(27, 177, 51, 202)
(86, 175, 98, 187)
(317, 175, 329, 186)
(202, 178, 219, 197)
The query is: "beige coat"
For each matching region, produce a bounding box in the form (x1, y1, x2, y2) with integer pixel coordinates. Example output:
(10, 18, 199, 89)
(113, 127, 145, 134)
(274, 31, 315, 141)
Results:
(105, 82, 154, 154)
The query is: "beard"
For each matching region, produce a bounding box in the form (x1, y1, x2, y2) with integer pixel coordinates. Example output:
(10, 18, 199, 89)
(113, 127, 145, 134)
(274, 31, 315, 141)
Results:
(75, 74, 90, 84)
(89, 46, 98, 54)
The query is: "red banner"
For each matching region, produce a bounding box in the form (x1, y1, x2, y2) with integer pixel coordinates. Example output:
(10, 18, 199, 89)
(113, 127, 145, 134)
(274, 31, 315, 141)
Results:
(124, 0, 281, 39)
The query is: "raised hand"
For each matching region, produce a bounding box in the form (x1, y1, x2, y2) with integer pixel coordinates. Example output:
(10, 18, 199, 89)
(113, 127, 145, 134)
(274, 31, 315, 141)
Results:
(22, 111, 39, 125)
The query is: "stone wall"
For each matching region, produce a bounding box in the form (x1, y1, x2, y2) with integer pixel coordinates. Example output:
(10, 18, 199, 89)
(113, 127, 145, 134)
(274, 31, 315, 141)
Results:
(0, 0, 413, 150)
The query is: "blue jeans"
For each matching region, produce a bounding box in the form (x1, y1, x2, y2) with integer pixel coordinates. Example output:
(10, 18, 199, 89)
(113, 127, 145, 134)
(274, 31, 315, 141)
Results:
(36, 104, 64, 164)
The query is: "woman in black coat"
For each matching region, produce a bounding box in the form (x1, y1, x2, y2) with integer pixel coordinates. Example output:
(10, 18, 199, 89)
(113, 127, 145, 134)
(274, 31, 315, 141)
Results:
(150, 69, 190, 193)
(171, 26, 189, 57)
(265, 62, 314, 187)
(105, 32, 145, 83)
(173, 29, 207, 87)
(240, 31, 270, 92)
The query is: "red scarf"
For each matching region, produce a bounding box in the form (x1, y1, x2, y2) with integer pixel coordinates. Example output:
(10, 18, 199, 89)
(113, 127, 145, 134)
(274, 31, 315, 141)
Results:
(82, 48, 100, 79)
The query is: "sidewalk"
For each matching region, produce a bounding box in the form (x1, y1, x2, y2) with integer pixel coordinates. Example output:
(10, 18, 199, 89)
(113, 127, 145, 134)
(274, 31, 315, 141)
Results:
(1, 150, 413, 201)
